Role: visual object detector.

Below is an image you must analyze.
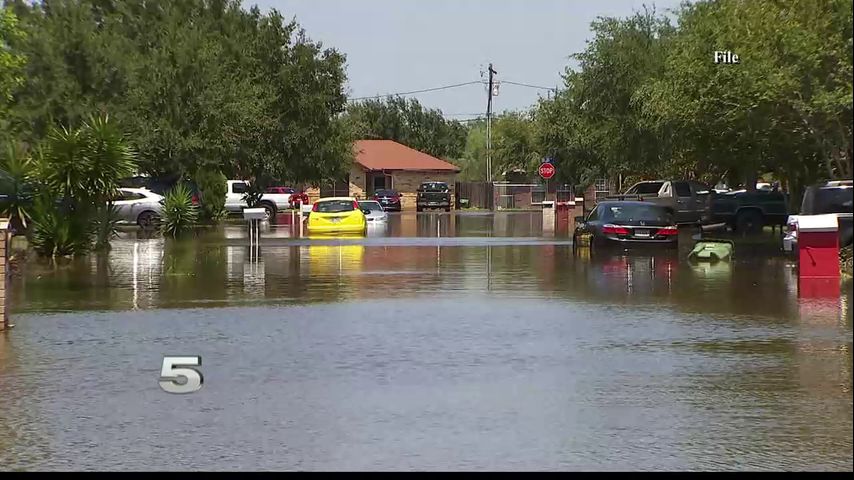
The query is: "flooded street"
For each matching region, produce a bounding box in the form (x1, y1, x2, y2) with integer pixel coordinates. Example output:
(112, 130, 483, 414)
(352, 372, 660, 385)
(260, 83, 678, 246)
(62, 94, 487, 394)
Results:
(1, 212, 851, 471)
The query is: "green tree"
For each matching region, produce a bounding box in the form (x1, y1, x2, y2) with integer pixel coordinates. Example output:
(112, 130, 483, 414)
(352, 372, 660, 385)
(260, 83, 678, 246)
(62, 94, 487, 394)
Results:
(6, 0, 353, 185)
(0, 5, 26, 131)
(345, 96, 468, 160)
(536, 7, 675, 186)
(636, 0, 852, 191)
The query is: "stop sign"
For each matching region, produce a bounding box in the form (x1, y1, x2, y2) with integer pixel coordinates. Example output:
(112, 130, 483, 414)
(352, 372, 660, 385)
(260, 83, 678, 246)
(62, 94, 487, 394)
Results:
(538, 162, 556, 180)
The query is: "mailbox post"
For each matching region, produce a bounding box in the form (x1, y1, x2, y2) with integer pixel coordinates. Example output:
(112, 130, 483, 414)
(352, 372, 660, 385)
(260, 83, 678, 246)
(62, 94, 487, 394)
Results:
(243, 208, 266, 263)
(797, 214, 840, 298)
(542, 200, 555, 236)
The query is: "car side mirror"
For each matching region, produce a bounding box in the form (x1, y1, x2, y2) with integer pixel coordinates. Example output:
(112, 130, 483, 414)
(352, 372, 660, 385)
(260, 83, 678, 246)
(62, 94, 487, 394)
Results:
(574, 216, 585, 224)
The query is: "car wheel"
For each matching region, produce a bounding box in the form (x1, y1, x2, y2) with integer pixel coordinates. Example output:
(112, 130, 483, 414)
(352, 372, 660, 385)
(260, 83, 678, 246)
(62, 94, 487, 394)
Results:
(261, 203, 276, 223)
(444, 206, 451, 212)
(137, 211, 160, 230)
(735, 210, 764, 235)
(416, 206, 423, 212)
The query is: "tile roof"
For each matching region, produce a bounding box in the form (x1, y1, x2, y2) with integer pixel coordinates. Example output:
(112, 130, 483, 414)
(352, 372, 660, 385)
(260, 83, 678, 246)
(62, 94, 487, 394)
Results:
(354, 140, 461, 172)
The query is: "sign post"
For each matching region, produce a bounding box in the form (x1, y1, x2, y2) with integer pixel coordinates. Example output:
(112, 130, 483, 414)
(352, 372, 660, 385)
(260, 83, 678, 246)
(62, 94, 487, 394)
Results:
(539, 161, 556, 202)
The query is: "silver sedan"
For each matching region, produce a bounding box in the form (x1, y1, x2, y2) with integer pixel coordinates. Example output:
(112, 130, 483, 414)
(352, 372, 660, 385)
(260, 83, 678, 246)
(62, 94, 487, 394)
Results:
(359, 200, 388, 223)
(113, 188, 164, 228)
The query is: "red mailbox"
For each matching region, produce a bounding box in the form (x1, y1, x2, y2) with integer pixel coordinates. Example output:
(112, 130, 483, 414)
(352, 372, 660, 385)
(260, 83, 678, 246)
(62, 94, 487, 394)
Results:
(797, 214, 840, 279)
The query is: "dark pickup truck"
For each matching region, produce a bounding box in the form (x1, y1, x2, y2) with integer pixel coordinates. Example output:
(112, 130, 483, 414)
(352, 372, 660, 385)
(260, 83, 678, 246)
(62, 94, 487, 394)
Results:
(416, 181, 452, 212)
(707, 188, 789, 234)
(609, 179, 789, 233)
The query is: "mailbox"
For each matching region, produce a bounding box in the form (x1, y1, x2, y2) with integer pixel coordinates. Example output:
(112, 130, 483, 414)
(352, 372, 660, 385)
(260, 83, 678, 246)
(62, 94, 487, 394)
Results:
(242, 208, 267, 221)
(797, 214, 839, 279)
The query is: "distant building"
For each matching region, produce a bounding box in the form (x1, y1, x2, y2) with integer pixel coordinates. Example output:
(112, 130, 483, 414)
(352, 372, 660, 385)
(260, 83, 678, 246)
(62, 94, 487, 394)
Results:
(308, 140, 461, 210)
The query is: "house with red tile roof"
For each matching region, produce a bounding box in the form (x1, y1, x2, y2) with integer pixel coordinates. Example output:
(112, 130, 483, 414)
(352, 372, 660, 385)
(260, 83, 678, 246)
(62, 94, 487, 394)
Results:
(311, 140, 461, 210)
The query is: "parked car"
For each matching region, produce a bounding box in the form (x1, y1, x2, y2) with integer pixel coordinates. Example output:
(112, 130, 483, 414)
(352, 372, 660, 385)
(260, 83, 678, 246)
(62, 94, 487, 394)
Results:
(306, 197, 368, 235)
(112, 187, 164, 228)
(573, 201, 679, 249)
(613, 180, 712, 225)
(120, 176, 201, 207)
(372, 188, 402, 212)
(224, 180, 292, 220)
(707, 188, 789, 234)
(358, 200, 388, 223)
(783, 180, 853, 254)
(289, 190, 310, 209)
(416, 181, 451, 212)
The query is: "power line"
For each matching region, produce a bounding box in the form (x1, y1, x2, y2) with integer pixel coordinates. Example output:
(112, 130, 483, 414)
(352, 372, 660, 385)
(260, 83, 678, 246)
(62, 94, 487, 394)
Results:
(501, 80, 557, 91)
(443, 113, 486, 117)
(349, 81, 482, 101)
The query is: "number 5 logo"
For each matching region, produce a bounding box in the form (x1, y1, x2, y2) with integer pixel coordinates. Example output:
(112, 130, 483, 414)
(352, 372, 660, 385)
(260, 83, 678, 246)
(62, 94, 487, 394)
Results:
(159, 356, 203, 394)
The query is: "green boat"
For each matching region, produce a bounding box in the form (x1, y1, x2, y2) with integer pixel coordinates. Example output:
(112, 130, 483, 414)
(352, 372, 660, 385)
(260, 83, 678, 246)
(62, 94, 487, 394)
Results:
(688, 239, 734, 262)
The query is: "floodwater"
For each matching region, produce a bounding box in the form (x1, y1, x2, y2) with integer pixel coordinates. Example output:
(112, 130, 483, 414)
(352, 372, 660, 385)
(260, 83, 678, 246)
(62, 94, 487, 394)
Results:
(1, 212, 851, 471)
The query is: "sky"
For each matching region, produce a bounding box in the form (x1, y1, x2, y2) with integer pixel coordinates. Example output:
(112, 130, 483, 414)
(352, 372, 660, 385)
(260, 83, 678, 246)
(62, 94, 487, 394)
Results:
(248, 0, 684, 119)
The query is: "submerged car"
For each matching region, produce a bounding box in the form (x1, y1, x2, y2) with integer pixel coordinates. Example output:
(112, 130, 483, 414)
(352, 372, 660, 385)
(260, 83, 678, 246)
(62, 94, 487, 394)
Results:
(113, 187, 164, 228)
(358, 200, 388, 223)
(574, 201, 679, 248)
(416, 181, 451, 212)
(306, 197, 368, 235)
(372, 189, 402, 212)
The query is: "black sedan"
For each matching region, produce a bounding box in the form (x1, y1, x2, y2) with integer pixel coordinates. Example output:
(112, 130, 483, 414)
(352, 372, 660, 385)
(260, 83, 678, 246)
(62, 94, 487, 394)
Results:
(574, 201, 679, 248)
(372, 189, 402, 212)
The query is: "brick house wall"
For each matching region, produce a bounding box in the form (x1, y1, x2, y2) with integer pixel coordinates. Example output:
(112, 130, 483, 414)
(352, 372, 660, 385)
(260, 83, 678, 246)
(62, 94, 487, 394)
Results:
(345, 167, 457, 210)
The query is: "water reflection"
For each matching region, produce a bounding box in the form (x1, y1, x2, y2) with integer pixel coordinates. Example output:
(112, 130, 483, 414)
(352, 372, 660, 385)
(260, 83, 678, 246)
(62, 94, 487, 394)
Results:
(7, 222, 852, 321)
(2, 212, 851, 470)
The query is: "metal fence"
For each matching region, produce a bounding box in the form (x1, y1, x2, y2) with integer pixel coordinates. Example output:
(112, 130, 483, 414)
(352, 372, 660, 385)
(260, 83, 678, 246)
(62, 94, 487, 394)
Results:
(492, 182, 577, 209)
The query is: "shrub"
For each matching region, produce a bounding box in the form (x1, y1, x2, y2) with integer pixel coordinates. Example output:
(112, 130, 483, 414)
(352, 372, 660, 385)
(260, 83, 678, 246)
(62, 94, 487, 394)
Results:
(194, 168, 228, 222)
(93, 203, 122, 251)
(0, 142, 38, 233)
(29, 195, 95, 257)
(27, 114, 137, 256)
(34, 114, 136, 206)
(161, 183, 199, 237)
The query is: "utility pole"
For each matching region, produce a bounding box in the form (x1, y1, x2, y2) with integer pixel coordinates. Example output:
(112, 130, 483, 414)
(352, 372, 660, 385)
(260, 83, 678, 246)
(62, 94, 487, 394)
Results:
(486, 63, 497, 183)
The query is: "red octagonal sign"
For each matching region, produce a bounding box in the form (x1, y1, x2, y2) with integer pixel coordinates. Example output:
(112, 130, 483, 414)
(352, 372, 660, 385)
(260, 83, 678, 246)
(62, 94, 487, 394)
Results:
(538, 162, 556, 180)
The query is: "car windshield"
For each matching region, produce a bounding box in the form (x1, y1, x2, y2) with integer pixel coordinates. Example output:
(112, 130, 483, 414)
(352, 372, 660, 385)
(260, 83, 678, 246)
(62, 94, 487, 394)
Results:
(419, 183, 448, 192)
(315, 200, 355, 213)
(360, 201, 383, 211)
(601, 204, 674, 224)
(627, 182, 664, 195)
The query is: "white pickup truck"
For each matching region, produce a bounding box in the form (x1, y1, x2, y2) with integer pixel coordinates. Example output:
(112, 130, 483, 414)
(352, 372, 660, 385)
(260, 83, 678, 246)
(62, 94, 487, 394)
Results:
(224, 180, 292, 221)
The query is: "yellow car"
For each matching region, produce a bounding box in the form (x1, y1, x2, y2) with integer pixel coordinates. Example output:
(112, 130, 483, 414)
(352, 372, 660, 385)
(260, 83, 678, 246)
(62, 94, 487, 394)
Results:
(306, 197, 368, 235)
